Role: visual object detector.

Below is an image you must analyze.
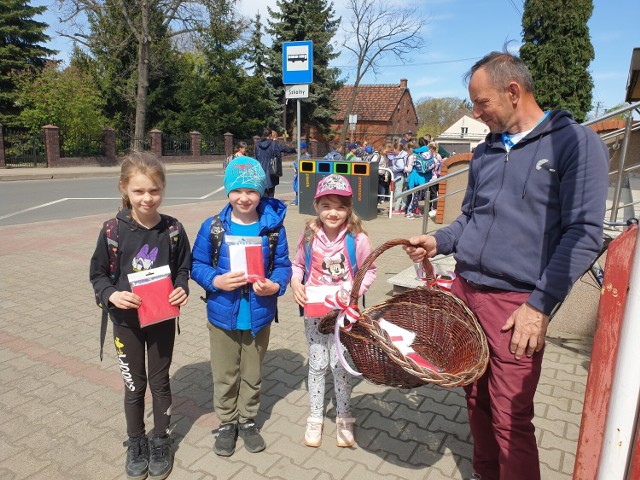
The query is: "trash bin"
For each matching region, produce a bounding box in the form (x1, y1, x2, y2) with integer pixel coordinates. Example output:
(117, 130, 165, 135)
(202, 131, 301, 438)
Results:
(350, 162, 378, 220)
(298, 160, 317, 215)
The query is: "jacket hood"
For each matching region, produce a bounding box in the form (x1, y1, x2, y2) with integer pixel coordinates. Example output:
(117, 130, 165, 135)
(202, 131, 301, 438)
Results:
(257, 139, 273, 150)
(218, 197, 287, 233)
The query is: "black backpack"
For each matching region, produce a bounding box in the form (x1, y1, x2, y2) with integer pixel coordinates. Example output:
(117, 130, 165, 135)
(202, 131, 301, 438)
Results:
(96, 215, 181, 360)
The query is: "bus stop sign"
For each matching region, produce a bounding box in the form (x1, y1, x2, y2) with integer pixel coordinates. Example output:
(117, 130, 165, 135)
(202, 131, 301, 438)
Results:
(282, 41, 313, 85)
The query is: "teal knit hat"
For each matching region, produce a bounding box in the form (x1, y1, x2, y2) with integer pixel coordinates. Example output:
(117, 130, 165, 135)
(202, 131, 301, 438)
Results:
(224, 156, 266, 196)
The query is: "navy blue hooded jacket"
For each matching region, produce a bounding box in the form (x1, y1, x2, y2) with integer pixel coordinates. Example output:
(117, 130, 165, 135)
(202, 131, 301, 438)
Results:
(191, 197, 292, 334)
(434, 110, 609, 315)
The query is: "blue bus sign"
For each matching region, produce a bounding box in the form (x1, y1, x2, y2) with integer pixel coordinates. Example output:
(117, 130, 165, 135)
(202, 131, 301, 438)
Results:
(282, 41, 313, 85)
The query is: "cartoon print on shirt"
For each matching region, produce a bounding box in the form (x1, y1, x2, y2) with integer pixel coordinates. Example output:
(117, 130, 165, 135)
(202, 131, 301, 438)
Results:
(320, 252, 349, 284)
(132, 244, 158, 271)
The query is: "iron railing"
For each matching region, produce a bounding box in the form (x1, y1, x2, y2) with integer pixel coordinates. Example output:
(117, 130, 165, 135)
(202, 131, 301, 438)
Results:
(2, 126, 46, 167)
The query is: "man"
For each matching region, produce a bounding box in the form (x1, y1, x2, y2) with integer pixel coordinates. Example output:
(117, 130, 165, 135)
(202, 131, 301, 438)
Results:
(255, 128, 295, 197)
(399, 130, 412, 148)
(406, 52, 608, 480)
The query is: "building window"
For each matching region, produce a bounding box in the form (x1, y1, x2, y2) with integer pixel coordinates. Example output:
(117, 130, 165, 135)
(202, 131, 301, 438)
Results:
(460, 126, 468, 138)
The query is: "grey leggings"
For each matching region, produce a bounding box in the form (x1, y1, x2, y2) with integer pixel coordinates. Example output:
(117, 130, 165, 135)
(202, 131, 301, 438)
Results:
(304, 316, 352, 418)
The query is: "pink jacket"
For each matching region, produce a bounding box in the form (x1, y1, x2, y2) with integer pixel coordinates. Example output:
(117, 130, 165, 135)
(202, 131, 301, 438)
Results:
(291, 224, 376, 297)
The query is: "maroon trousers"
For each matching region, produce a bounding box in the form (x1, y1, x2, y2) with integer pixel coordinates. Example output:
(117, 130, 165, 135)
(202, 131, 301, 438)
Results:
(451, 277, 544, 480)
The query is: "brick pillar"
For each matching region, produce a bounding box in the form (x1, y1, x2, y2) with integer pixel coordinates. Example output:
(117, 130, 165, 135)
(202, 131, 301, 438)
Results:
(310, 139, 318, 159)
(0, 124, 5, 168)
(191, 131, 201, 157)
(149, 129, 162, 158)
(44, 125, 60, 168)
(104, 128, 116, 164)
(224, 132, 234, 157)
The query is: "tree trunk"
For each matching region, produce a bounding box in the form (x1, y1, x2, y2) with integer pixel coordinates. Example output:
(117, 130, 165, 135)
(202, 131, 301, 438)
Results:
(133, 3, 150, 151)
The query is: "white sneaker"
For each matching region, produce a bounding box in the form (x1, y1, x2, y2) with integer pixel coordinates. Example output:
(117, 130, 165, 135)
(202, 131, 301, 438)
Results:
(304, 417, 323, 447)
(336, 414, 355, 447)
(428, 209, 437, 218)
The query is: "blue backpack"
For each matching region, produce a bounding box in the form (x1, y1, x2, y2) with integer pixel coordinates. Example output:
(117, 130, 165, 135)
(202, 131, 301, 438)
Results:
(414, 152, 434, 174)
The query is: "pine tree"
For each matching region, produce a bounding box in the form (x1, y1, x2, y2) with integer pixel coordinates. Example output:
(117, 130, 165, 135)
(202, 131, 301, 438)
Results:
(244, 13, 280, 132)
(520, 0, 594, 122)
(265, 0, 342, 138)
(0, 0, 56, 126)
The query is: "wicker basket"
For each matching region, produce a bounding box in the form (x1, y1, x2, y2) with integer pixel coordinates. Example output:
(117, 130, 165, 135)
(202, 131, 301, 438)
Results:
(318, 239, 489, 389)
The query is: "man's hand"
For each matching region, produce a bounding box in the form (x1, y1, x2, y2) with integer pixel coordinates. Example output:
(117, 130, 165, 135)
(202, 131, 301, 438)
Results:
(501, 303, 550, 360)
(404, 235, 438, 262)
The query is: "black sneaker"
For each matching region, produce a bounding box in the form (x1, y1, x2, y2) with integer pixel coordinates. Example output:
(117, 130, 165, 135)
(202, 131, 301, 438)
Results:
(238, 421, 266, 453)
(124, 436, 149, 480)
(148, 435, 173, 480)
(214, 423, 238, 456)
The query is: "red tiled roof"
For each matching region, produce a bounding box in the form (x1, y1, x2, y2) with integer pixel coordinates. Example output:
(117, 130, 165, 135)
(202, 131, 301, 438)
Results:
(333, 83, 409, 121)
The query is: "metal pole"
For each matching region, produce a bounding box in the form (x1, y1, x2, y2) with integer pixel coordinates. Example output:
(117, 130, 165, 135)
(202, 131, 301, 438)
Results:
(297, 99, 301, 163)
(609, 115, 633, 223)
(597, 228, 640, 480)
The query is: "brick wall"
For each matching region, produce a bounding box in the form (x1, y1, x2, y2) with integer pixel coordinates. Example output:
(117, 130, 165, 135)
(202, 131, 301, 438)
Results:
(436, 153, 473, 224)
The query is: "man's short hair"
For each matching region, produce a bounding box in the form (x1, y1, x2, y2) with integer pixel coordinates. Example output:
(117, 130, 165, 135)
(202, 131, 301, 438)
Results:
(465, 51, 535, 94)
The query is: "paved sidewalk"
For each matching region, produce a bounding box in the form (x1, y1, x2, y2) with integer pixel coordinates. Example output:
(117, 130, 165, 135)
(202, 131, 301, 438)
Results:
(0, 166, 592, 479)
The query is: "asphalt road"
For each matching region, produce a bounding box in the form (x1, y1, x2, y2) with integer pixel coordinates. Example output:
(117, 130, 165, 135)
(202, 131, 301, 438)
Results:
(0, 170, 296, 226)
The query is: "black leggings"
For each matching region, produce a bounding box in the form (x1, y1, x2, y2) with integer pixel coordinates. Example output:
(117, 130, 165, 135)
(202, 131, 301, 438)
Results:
(113, 321, 175, 438)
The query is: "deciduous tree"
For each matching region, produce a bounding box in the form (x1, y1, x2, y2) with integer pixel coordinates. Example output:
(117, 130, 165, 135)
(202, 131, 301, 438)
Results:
(57, 0, 235, 148)
(415, 97, 472, 138)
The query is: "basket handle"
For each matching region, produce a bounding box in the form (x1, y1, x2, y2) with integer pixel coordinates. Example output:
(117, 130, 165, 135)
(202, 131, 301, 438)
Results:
(350, 238, 435, 305)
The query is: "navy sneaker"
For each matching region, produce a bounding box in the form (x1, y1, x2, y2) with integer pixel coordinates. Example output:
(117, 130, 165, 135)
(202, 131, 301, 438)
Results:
(238, 420, 266, 453)
(214, 423, 238, 456)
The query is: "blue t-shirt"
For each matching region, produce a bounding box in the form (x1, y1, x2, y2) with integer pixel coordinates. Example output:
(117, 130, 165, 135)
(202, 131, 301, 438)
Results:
(229, 221, 260, 330)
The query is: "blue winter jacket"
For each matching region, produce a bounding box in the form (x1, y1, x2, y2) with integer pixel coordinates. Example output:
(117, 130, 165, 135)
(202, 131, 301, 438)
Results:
(434, 110, 609, 315)
(191, 198, 292, 334)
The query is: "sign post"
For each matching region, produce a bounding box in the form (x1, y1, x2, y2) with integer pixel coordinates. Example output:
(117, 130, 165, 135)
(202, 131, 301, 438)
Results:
(283, 41, 313, 166)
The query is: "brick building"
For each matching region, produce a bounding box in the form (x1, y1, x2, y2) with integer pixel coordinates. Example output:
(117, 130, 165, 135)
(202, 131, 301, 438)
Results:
(328, 78, 418, 149)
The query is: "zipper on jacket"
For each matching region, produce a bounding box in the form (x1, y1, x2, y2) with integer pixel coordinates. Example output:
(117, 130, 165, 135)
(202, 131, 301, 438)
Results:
(477, 156, 509, 272)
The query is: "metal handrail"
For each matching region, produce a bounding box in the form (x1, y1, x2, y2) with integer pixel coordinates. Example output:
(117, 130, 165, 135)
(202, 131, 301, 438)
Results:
(387, 102, 639, 232)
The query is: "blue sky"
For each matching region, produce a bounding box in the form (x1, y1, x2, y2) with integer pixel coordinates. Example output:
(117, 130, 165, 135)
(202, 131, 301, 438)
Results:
(35, 0, 639, 115)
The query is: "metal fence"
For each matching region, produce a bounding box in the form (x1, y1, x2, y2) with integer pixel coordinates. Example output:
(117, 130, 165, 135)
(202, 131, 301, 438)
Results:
(2, 126, 46, 167)
(115, 131, 149, 156)
(201, 135, 226, 155)
(60, 131, 105, 157)
(162, 134, 191, 156)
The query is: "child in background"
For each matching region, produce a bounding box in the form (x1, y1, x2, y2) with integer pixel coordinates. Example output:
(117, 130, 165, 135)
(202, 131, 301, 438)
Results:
(191, 157, 292, 457)
(290, 174, 377, 448)
(292, 141, 310, 206)
(90, 152, 191, 480)
(391, 142, 409, 213)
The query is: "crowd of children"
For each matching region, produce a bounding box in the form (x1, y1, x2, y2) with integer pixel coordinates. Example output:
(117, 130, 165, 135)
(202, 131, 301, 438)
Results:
(90, 151, 379, 479)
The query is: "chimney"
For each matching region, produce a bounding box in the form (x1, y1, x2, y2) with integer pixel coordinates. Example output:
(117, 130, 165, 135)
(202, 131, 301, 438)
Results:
(400, 79, 408, 89)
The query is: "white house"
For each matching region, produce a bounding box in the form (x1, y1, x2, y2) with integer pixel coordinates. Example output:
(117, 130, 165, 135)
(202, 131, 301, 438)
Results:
(436, 114, 489, 154)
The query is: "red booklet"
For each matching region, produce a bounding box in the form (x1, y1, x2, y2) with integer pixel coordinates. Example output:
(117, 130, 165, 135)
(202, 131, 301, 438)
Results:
(128, 266, 180, 327)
